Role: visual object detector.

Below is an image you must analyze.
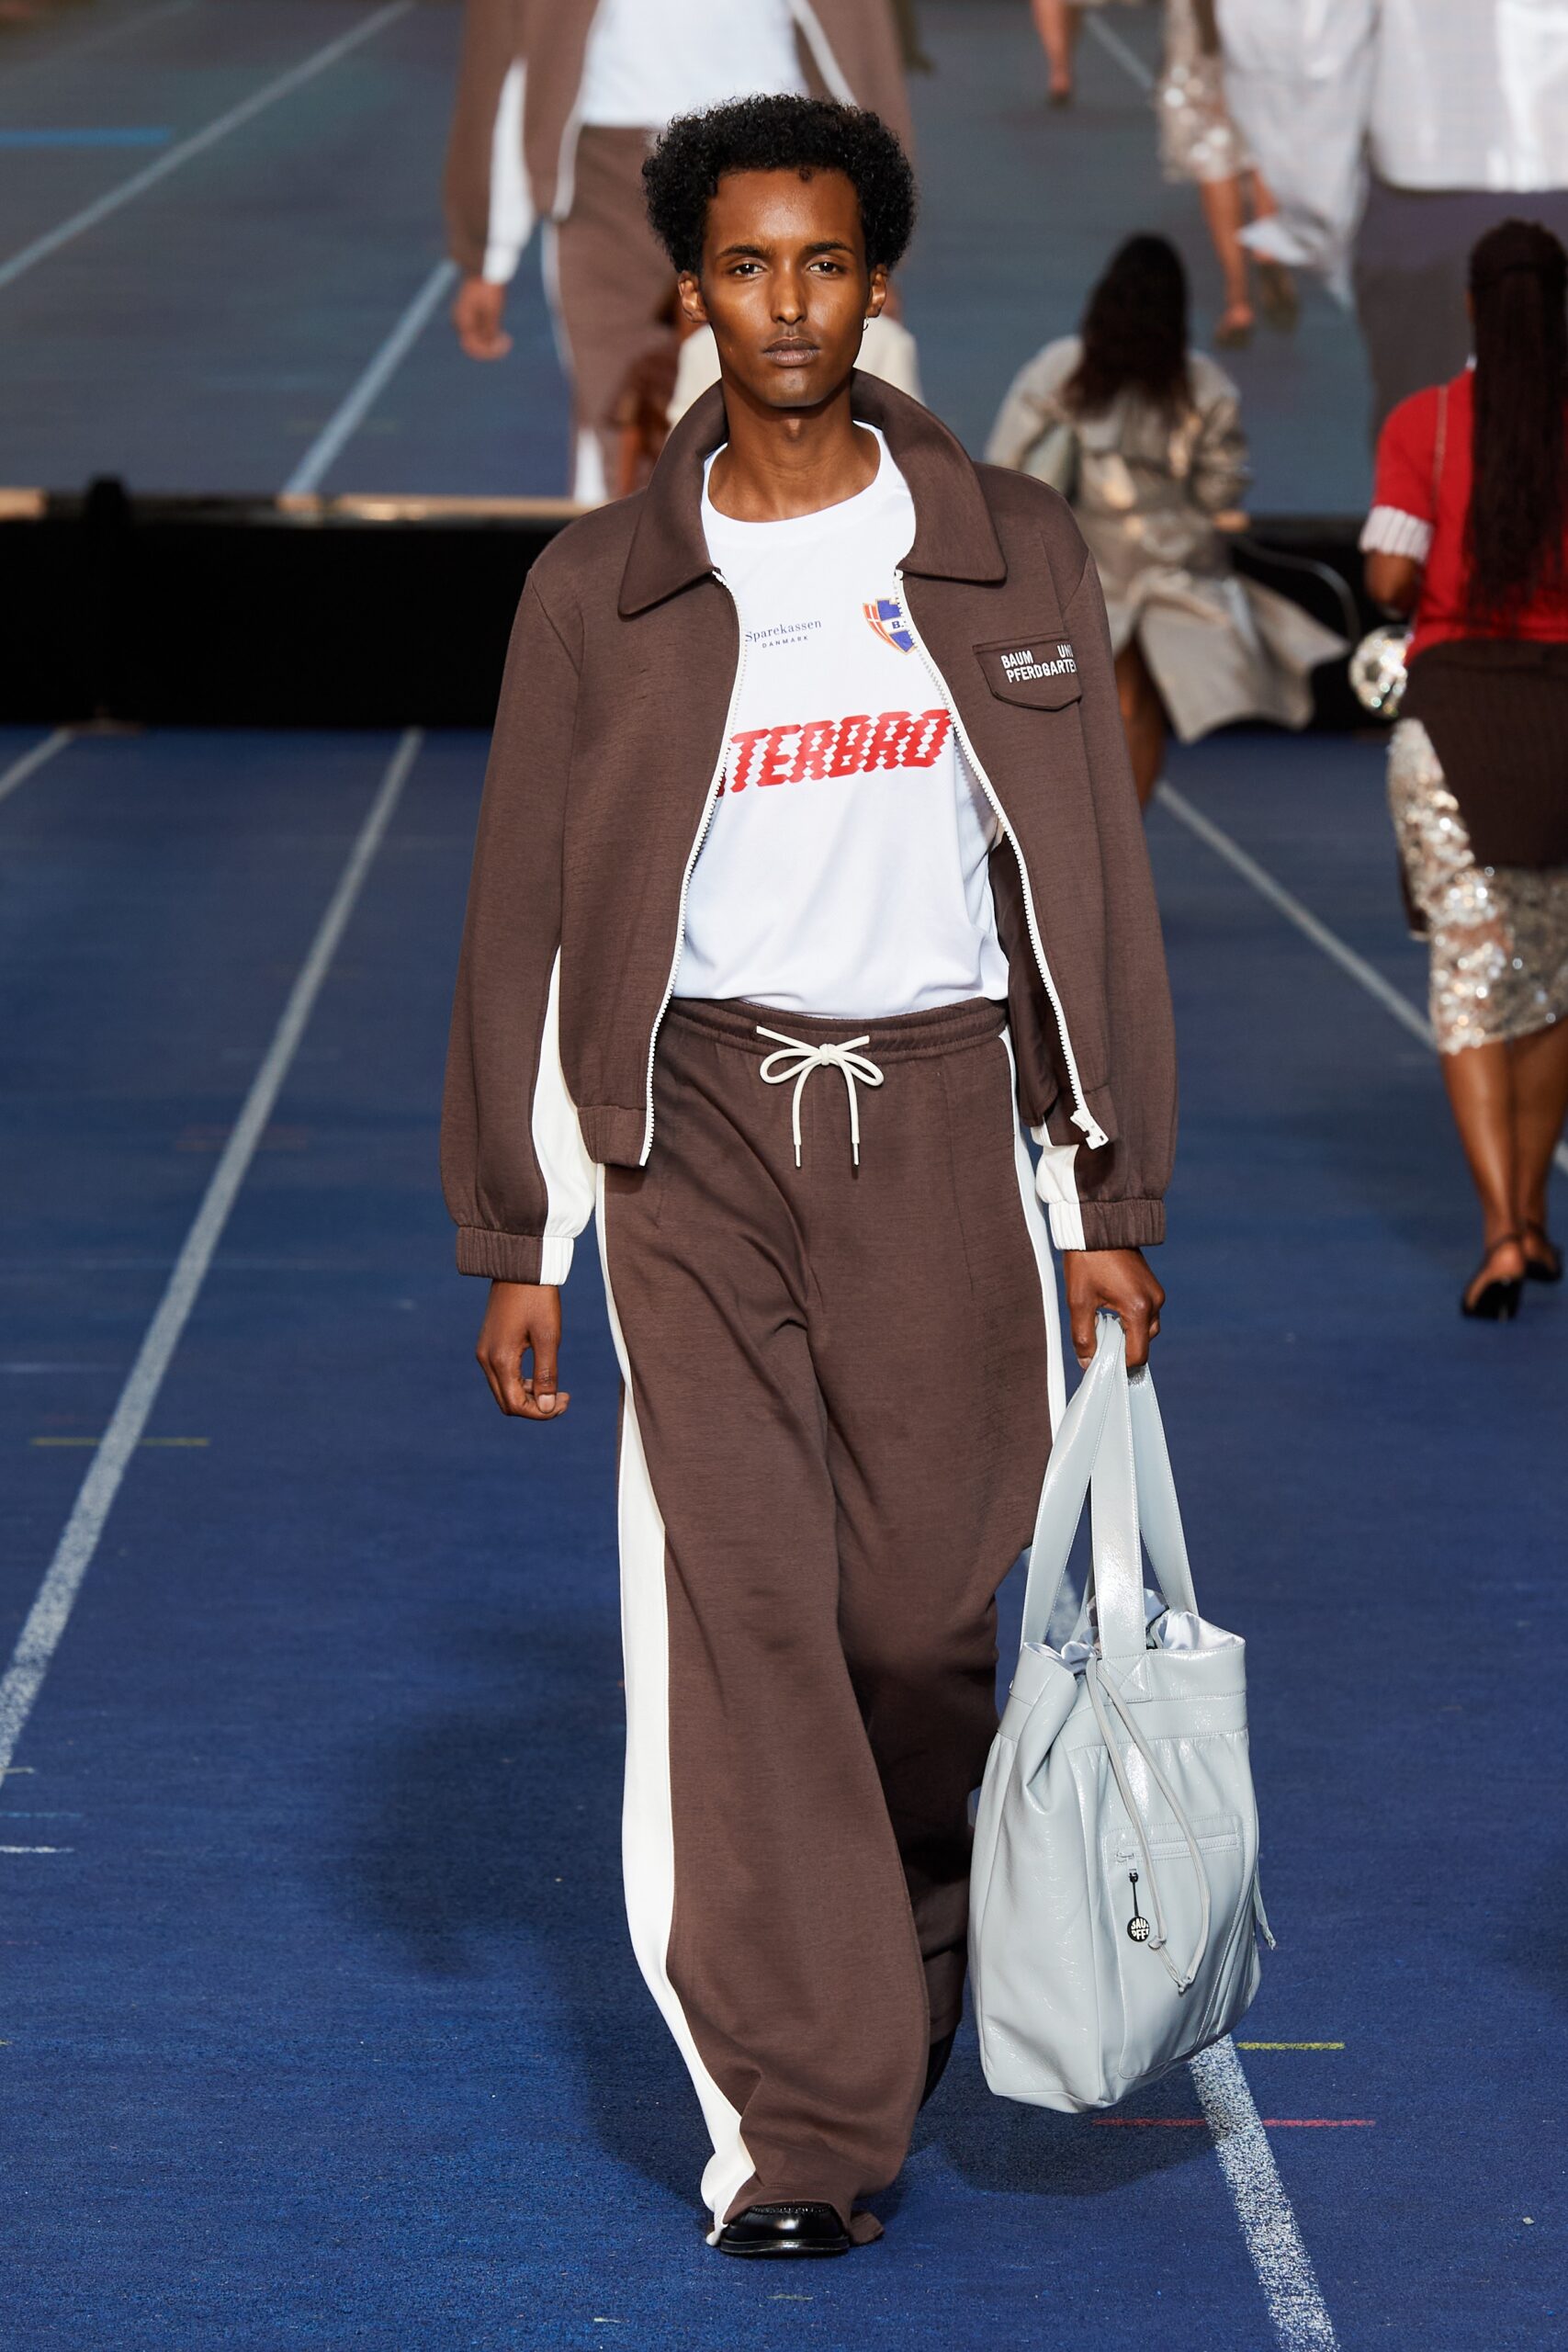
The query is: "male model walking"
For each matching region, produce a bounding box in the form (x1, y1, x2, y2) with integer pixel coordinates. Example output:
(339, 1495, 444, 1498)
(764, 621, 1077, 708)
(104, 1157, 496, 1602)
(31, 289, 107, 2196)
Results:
(443, 95, 1172, 2255)
(443, 0, 911, 499)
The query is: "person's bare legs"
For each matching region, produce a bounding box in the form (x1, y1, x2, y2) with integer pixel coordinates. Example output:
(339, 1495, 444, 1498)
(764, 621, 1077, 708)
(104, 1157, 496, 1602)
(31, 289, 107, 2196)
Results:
(1031, 0, 1080, 99)
(1439, 1043, 1528, 1303)
(1245, 168, 1299, 330)
(1114, 640, 1168, 808)
(1507, 1019, 1568, 1263)
(1199, 174, 1254, 344)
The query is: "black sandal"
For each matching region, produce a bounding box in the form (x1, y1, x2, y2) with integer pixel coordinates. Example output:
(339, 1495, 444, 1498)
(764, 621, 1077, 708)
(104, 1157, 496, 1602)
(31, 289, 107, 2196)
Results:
(1461, 1235, 1525, 1321)
(1523, 1219, 1563, 1284)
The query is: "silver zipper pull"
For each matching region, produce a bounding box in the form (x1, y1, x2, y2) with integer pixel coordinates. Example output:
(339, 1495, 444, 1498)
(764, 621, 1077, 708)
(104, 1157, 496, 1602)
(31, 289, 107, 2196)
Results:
(1126, 1870, 1151, 1943)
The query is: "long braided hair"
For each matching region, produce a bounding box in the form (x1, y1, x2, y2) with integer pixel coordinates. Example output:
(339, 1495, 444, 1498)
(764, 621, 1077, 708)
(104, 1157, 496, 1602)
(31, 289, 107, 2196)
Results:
(1466, 220, 1568, 625)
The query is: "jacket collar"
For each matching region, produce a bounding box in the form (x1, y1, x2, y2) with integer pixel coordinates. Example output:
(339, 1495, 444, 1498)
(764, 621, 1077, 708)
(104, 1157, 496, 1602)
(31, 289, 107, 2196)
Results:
(617, 372, 1008, 617)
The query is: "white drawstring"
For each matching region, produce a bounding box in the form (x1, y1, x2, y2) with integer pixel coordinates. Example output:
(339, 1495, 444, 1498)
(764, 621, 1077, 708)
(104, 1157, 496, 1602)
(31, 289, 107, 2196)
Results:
(755, 1027, 886, 1167)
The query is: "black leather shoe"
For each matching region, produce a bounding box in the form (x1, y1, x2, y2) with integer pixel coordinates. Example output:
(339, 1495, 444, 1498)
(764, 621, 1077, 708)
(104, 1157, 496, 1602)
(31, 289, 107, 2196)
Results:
(921, 2029, 956, 2109)
(714, 2202, 851, 2257)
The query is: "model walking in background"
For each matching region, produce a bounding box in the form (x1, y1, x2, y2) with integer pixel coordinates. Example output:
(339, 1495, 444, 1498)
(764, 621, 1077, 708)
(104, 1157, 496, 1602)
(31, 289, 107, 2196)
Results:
(1029, 0, 1134, 107)
(1156, 0, 1292, 347)
(1032, 0, 1294, 342)
(1363, 221, 1568, 1318)
(443, 0, 910, 501)
(1218, 0, 1568, 434)
(987, 234, 1343, 803)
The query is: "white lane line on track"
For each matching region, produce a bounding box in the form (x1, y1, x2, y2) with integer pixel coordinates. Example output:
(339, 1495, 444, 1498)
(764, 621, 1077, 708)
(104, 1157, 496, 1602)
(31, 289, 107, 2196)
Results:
(0, 0, 413, 295)
(0, 0, 197, 90)
(1160, 778, 1568, 1179)
(282, 257, 458, 496)
(0, 729, 72, 808)
(0, 729, 421, 1782)
(1190, 2042, 1340, 2351)
(1156, 768, 1348, 2345)
(1085, 11, 1156, 93)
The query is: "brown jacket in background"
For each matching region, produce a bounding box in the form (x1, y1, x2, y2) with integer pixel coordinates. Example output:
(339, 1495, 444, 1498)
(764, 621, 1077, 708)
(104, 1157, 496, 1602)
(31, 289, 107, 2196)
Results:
(441, 376, 1177, 1283)
(444, 0, 916, 277)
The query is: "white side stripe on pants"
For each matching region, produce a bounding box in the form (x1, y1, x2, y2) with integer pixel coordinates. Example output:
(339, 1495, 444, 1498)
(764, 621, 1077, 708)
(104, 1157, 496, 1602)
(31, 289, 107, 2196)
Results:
(594, 1170, 757, 2232)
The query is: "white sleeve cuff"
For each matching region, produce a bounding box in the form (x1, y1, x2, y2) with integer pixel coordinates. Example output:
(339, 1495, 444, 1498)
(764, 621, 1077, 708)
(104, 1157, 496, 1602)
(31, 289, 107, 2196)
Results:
(1360, 504, 1433, 561)
(528, 954, 597, 1290)
(480, 61, 533, 287)
(1032, 1136, 1086, 1251)
(481, 240, 523, 285)
(1047, 1200, 1087, 1251)
(537, 1235, 574, 1286)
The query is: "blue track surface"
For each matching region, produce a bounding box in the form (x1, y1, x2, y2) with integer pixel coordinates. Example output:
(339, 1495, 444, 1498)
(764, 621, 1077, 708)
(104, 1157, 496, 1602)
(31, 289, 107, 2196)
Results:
(1, 721, 1561, 2346)
(0, 0, 1372, 505)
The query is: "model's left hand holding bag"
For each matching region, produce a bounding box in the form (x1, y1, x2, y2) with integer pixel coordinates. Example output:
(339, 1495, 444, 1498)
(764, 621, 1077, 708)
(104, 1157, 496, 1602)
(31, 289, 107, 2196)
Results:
(1063, 1247, 1165, 1368)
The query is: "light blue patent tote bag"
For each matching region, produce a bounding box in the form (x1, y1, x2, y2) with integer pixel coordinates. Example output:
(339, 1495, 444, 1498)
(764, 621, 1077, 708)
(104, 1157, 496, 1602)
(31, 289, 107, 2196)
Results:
(970, 1318, 1272, 2111)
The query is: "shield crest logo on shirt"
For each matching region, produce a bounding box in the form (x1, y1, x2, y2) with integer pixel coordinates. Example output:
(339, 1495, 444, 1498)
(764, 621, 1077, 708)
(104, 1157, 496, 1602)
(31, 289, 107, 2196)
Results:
(863, 595, 915, 653)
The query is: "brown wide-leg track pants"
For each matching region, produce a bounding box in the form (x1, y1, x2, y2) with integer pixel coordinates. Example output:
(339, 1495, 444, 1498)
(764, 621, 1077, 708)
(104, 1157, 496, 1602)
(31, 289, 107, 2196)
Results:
(596, 995, 1062, 2236)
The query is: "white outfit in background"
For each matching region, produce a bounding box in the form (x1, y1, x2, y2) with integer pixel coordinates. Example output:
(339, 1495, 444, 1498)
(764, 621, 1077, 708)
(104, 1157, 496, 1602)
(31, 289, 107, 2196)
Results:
(1218, 0, 1568, 289)
(579, 0, 807, 127)
(677, 430, 1007, 1017)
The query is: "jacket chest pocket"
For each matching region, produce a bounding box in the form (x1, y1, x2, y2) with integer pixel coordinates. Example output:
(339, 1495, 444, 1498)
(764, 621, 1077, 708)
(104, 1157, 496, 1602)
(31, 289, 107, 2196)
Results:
(974, 632, 1083, 710)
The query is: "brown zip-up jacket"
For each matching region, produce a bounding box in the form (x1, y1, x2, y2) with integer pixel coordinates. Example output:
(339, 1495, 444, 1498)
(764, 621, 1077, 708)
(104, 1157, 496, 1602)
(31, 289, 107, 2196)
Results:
(442, 377, 1177, 1283)
(445, 0, 914, 277)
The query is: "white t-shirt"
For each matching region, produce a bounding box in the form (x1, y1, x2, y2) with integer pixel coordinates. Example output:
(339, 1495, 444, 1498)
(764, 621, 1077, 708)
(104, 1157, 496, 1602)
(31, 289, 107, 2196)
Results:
(580, 0, 807, 130)
(674, 432, 1010, 1018)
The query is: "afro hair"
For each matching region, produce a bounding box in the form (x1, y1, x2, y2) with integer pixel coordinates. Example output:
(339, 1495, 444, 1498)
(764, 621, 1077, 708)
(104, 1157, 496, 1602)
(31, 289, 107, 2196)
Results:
(642, 93, 916, 278)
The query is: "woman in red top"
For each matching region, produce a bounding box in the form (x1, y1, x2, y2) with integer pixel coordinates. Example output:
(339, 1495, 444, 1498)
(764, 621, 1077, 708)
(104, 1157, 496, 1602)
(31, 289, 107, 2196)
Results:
(1363, 220, 1568, 1319)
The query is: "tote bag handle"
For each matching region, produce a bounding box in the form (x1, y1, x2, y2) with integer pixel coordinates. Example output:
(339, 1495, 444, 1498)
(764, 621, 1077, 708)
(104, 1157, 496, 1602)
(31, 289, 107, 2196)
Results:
(1019, 1316, 1198, 1659)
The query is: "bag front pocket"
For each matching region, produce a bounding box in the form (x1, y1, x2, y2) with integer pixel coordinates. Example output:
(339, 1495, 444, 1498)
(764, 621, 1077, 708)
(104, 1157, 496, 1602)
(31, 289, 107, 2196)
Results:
(974, 632, 1084, 710)
(1104, 1813, 1251, 2081)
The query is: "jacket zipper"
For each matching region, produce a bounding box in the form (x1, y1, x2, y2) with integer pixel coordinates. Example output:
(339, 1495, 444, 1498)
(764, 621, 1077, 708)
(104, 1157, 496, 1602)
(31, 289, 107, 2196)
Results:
(640, 570, 749, 1163)
(896, 569, 1109, 1149)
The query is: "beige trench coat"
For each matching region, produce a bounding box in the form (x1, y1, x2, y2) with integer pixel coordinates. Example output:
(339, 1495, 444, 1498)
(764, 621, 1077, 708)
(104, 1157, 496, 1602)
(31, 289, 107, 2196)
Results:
(986, 336, 1346, 742)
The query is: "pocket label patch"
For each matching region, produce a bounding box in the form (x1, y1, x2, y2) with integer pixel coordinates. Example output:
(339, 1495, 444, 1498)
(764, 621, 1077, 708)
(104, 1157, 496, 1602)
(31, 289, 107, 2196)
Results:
(999, 642, 1077, 683)
(975, 632, 1084, 707)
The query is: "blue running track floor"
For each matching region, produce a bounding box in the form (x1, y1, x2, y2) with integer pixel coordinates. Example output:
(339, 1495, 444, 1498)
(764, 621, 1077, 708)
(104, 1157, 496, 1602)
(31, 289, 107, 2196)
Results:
(0, 722, 1562, 2347)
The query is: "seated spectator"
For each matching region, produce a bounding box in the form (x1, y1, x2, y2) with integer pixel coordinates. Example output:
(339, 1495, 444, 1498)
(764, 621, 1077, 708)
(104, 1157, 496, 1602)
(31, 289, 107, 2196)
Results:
(987, 234, 1344, 803)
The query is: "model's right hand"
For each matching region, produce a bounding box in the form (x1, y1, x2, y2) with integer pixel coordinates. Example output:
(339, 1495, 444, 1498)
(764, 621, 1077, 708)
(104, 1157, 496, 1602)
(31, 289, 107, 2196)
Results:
(453, 275, 512, 360)
(477, 1280, 570, 1419)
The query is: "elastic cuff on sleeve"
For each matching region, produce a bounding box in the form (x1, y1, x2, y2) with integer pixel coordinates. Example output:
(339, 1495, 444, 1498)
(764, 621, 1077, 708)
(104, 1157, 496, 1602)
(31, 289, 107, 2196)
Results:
(1359, 504, 1433, 561)
(456, 1227, 547, 1283)
(537, 1235, 573, 1285)
(1059, 1199, 1166, 1251)
(1046, 1198, 1086, 1252)
(480, 240, 522, 285)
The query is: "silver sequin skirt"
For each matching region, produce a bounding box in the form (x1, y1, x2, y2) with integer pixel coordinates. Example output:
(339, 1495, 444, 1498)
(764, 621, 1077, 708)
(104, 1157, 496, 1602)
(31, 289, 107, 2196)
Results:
(1388, 718, 1568, 1054)
(1157, 0, 1250, 187)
